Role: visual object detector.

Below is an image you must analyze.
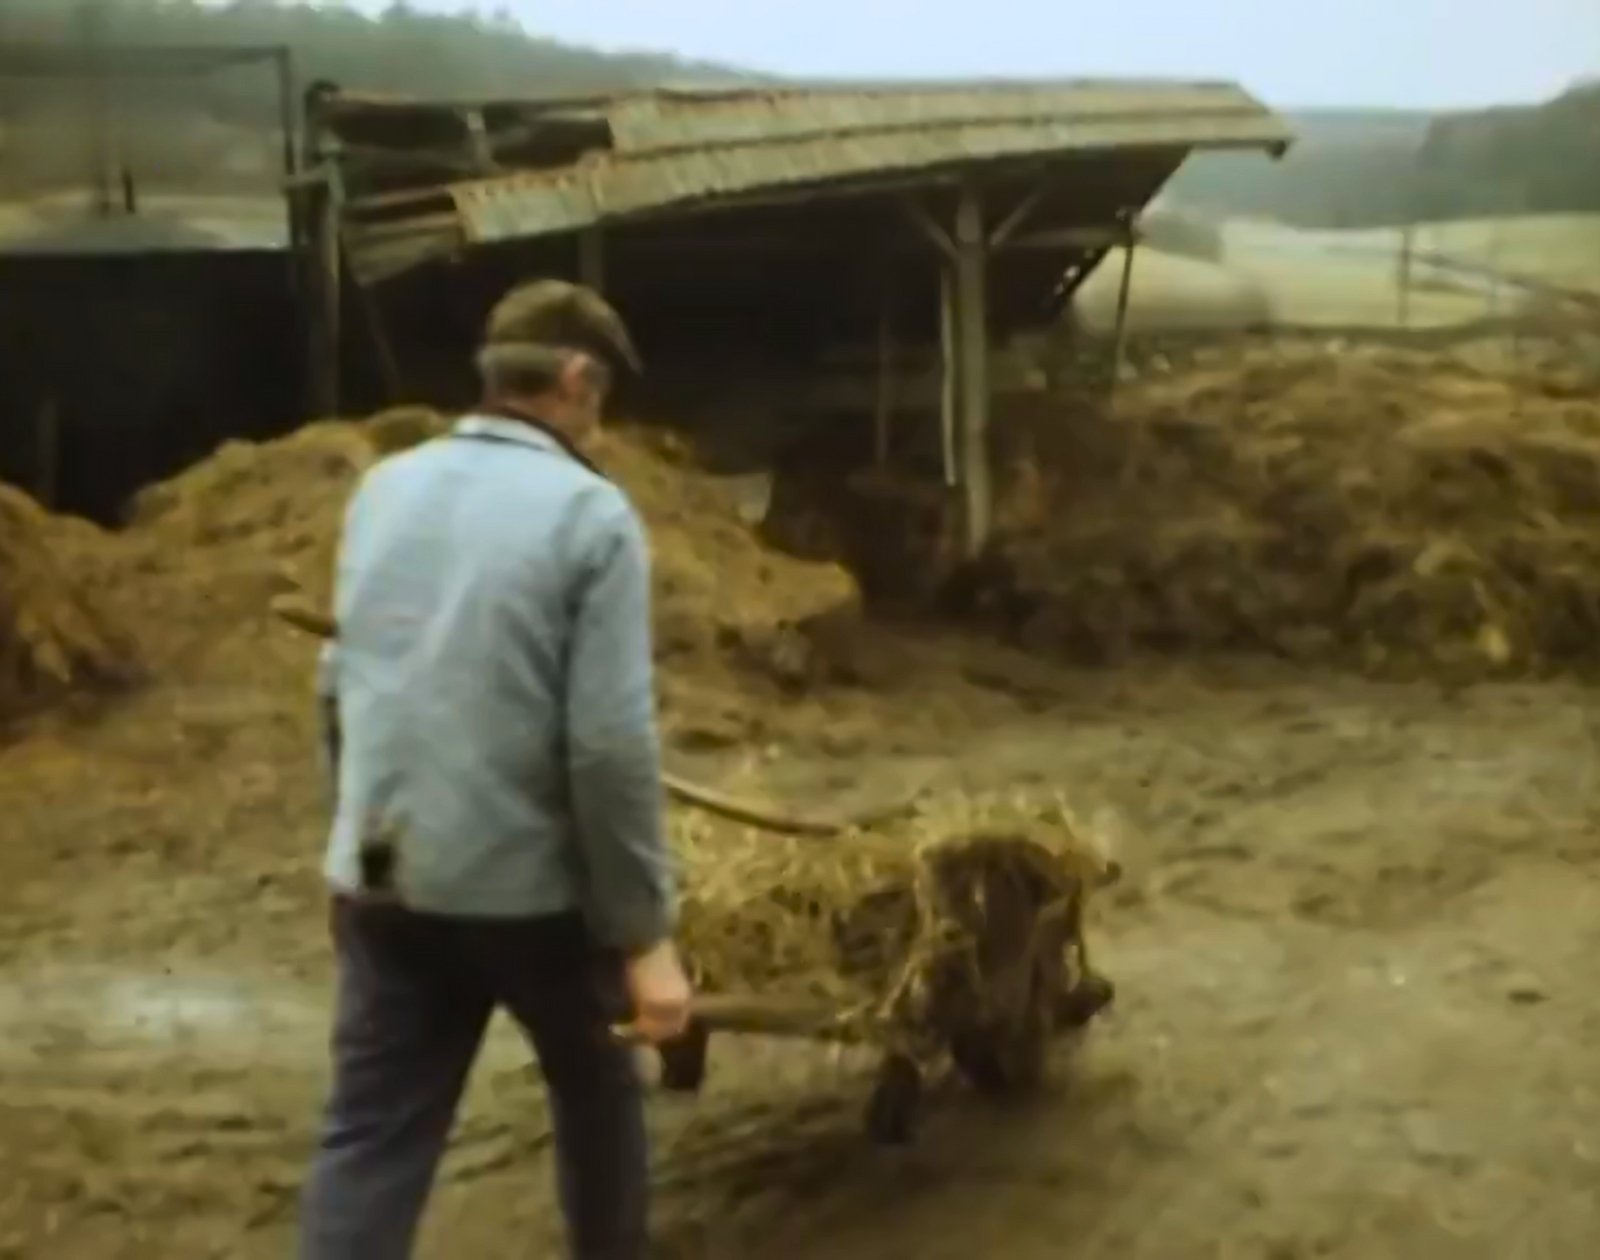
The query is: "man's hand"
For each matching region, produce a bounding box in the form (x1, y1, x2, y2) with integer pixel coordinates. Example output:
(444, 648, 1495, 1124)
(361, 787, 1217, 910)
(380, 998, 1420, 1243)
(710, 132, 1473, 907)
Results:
(619, 939, 693, 1045)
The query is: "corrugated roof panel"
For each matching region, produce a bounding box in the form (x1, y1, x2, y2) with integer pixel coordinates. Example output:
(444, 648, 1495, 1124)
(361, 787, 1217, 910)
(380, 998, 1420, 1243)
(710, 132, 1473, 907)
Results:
(340, 78, 1291, 280)
(450, 168, 602, 242)
(448, 110, 1284, 244)
(605, 82, 1276, 153)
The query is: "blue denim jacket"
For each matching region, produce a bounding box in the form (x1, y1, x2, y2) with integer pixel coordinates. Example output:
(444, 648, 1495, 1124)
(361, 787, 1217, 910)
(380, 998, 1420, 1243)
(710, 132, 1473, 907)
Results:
(317, 415, 675, 949)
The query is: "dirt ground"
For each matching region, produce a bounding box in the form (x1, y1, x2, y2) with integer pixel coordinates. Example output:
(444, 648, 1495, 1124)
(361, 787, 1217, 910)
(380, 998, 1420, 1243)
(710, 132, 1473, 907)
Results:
(6, 332, 1600, 1257)
(4, 632, 1598, 1258)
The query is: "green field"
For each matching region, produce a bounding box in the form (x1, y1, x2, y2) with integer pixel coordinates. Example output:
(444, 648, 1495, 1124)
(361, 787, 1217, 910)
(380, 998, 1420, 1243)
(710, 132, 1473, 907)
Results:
(1252, 214, 1600, 296)
(1073, 213, 1600, 335)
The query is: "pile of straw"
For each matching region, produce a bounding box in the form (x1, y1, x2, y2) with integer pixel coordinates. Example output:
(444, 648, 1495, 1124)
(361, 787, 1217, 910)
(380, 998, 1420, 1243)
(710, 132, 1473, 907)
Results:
(114, 409, 857, 693)
(0, 483, 138, 724)
(591, 426, 859, 688)
(673, 793, 1116, 1061)
(985, 336, 1600, 678)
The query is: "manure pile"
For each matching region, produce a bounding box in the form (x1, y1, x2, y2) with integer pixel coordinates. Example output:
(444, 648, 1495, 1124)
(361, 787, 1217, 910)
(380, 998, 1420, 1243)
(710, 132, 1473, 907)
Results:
(0, 483, 137, 725)
(989, 336, 1600, 677)
(110, 409, 857, 693)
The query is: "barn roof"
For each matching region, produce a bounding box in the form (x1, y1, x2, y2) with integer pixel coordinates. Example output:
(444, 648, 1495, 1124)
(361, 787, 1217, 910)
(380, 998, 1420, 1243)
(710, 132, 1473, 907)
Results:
(327, 79, 1292, 283)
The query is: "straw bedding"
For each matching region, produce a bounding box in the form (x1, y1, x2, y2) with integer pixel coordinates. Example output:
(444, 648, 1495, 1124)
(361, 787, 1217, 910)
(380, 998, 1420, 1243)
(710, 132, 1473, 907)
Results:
(672, 793, 1116, 1062)
(0, 483, 138, 725)
(118, 409, 858, 693)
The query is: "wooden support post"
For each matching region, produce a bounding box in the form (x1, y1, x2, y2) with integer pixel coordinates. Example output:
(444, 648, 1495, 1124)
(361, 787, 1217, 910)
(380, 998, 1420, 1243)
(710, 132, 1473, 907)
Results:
(312, 166, 343, 418)
(874, 277, 894, 467)
(578, 226, 605, 293)
(952, 184, 991, 558)
(303, 84, 345, 423)
(938, 265, 957, 488)
(1109, 216, 1138, 401)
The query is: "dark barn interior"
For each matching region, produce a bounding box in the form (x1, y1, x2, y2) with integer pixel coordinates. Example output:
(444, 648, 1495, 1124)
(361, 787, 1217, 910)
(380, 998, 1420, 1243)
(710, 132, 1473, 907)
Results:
(0, 247, 304, 523)
(359, 157, 1170, 472)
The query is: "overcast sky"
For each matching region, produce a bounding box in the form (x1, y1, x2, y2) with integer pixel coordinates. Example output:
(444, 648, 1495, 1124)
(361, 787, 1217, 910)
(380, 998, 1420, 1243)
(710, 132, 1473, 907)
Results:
(345, 0, 1599, 109)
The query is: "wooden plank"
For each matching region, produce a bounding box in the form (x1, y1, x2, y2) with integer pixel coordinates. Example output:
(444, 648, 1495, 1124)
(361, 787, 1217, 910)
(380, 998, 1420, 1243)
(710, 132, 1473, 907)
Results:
(685, 994, 845, 1037)
(903, 195, 957, 263)
(987, 184, 1047, 248)
(344, 211, 465, 241)
(953, 184, 992, 557)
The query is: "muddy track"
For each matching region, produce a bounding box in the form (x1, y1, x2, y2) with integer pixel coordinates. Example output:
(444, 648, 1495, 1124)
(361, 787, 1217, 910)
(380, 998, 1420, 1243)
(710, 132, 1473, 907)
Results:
(5, 673, 1600, 1257)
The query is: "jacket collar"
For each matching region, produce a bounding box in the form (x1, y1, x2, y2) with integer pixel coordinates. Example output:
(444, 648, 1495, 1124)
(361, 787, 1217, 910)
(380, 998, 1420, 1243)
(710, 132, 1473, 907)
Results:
(452, 405, 603, 477)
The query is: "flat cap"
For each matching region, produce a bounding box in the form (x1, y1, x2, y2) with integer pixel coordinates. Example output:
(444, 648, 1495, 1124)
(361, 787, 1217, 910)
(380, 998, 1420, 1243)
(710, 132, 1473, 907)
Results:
(481, 279, 643, 375)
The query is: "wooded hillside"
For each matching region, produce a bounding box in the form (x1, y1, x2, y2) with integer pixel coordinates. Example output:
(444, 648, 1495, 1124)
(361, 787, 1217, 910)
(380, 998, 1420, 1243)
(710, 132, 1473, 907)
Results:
(1172, 85, 1600, 227)
(2, 2, 1594, 227)
(0, 0, 745, 194)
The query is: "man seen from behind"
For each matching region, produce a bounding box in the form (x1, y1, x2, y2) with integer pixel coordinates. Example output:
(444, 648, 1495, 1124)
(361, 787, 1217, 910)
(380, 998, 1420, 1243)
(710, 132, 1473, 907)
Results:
(300, 280, 691, 1260)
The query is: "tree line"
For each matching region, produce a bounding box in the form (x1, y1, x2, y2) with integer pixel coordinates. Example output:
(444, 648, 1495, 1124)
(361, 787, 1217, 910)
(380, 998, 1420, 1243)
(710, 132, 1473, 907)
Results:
(1171, 85, 1600, 227)
(0, 0, 746, 193)
(1, 1, 1594, 225)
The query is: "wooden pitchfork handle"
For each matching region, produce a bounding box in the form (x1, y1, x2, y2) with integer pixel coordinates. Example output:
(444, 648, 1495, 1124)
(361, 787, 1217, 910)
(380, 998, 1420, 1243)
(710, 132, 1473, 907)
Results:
(268, 594, 923, 838)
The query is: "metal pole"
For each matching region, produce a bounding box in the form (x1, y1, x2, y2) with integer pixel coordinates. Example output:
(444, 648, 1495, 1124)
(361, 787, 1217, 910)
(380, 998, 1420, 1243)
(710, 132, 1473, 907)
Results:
(1109, 216, 1138, 402)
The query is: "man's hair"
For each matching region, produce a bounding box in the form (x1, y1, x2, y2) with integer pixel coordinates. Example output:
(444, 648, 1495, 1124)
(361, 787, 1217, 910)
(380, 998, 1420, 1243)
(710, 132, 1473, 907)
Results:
(476, 342, 575, 398)
(477, 279, 641, 397)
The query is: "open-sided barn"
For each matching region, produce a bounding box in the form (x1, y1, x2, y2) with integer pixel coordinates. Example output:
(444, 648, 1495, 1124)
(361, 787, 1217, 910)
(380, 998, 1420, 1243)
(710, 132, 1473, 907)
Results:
(305, 79, 1291, 553)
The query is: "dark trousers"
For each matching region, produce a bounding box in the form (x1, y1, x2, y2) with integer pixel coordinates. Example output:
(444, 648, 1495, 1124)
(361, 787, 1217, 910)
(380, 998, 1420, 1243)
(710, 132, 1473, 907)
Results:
(299, 899, 648, 1260)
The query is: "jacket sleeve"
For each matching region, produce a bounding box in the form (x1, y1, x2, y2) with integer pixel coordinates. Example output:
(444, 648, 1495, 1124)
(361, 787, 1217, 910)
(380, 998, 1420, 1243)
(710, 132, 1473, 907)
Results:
(565, 498, 677, 954)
